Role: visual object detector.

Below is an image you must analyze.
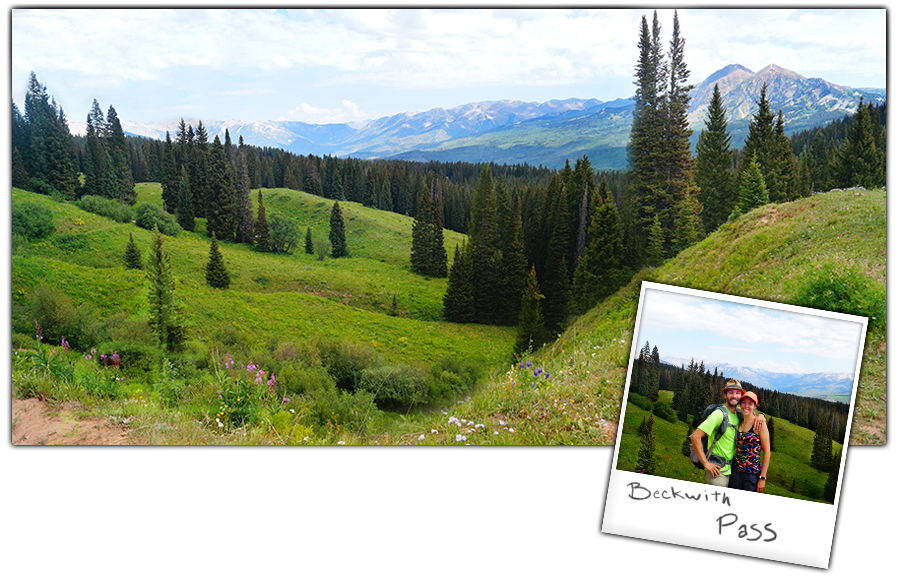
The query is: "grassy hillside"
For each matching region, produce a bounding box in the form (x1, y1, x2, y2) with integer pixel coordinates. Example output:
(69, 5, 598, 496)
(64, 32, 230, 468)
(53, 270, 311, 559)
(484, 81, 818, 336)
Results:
(615, 391, 839, 503)
(400, 188, 885, 446)
(10, 186, 885, 445)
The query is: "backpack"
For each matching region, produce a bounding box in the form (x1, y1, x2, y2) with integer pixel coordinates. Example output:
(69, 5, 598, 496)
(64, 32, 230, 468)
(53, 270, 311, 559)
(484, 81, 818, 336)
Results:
(689, 404, 736, 470)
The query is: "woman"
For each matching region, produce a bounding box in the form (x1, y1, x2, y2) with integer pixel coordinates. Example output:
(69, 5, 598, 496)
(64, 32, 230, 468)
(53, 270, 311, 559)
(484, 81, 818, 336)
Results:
(728, 391, 771, 493)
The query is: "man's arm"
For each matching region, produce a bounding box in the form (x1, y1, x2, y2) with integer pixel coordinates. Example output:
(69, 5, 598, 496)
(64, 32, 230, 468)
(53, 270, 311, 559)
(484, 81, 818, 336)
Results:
(690, 429, 720, 477)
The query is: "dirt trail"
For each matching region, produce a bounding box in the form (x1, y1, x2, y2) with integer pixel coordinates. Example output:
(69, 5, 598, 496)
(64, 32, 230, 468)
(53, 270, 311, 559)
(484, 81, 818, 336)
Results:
(11, 397, 130, 445)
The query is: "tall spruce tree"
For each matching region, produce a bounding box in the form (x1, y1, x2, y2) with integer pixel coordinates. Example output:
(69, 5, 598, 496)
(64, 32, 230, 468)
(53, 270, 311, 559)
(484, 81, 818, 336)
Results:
(572, 178, 625, 314)
(124, 232, 142, 270)
(205, 231, 231, 289)
(234, 145, 255, 244)
(443, 243, 475, 323)
(254, 190, 270, 252)
(695, 84, 737, 232)
(208, 135, 237, 241)
(176, 166, 195, 232)
(410, 182, 435, 275)
(329, 201, 349, 258)
(834, 97, 884, 189)
(810, 418, 833, 471)
(105, 105, 135, 205)
(635, 413, 657, 474)
(147, 225, 183, 352)
(305, 226, 314, 255)
(514, 265, 546, 356)
(729, 154, 769, 220)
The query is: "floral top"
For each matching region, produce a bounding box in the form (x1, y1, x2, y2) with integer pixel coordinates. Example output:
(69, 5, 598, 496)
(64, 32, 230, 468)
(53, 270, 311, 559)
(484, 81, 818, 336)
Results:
(735, 430, 762, 474)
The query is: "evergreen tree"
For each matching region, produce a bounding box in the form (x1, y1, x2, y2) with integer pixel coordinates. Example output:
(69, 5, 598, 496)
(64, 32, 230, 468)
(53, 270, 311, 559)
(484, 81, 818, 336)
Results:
(572, 179, 625, 314)
(208, 135, 237, 241)
(635, 413, 657, 475)
(695, 84, 737, 232)
(254, 190, 270, 252)
(768, 416, 776, 452)
(305, 226, 314, 255)
(123, 232, 142, 270)
(82, 99, 106, 199)
(205, 231, 231, 289)
(176, 166, 195, 232)
(680, 421, 693, 457)
(729, 154, 769, 220)
(671, 194, 703, 253)
(329, 201, 349, 258)
(443, 243, 475, 323)
(105, 105, 135, 205)
(234, 145, 255, 244)
(823, 449, 841, 503)
(147, 225, 183, 351)
(190, 121, 212, 219)
(496, 192, 527, 325)
(810, 418, 833, 471)
(645, 215, 666, 267)
(161, 132, 181, 211)
(410, 182, 435, 275)
(514, 265, 546, 356)
(428, 180, 448, 278)
(834, 97, 884, 189)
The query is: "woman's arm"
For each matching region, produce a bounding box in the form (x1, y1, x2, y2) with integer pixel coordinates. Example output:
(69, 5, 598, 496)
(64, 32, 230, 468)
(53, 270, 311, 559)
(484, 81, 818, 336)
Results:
(757, 422, 771, 493)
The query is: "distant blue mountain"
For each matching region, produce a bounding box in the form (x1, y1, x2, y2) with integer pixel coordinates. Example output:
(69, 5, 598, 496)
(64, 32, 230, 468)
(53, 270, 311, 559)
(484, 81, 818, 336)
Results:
(660, 356, 854, 403)
(107, 63, 885, 170)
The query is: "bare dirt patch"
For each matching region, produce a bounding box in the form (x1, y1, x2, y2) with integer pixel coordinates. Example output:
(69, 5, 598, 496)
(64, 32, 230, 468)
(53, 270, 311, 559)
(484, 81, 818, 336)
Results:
(11, 397, 130, 446)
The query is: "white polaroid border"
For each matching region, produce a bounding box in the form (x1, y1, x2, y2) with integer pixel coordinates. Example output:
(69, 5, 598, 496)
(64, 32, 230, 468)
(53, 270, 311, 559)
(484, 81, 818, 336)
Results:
(601, 282, 867, 569)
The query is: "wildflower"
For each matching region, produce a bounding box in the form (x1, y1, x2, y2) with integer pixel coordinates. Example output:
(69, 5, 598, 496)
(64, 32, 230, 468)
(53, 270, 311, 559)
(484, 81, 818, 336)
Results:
(83, 354, 92, 361)
(494, 431, 499, 435)
(509, 428, 515, 433)
(475, 424, 485, 429)
(526, 360, 531, 368)
(531, 382, 536, 388)
(534, 369, 540, 376)
(61, 336, 69, 354)
(101, 353, 108, 366)
(225, 355, 233, 370)
(455, 434, 466, 442)
(34, 320, 42, 342)
(282, 397, 289, 403)
(519, 362, 524, 369)
(431, 429, 438, 434)
(289, 409, 295, 414)
(337, 441, 346, 445)
(499, 420, 506, 426)
(112, 351, 120, 369)
(268, 373, 277, 392)
(418, 434, 425, 441)
(255, 370, 265, 385)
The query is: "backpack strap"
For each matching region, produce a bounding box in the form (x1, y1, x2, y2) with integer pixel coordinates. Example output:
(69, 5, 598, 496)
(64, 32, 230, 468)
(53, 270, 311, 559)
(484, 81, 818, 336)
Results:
(706, 405, 735, 464)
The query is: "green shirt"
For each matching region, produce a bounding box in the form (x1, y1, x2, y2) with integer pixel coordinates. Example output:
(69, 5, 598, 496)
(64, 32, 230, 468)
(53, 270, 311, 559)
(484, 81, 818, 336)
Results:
(698, 405, 740, 476)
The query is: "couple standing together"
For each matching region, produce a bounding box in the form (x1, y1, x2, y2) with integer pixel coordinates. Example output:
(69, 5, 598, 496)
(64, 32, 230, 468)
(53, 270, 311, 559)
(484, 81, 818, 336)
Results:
(690, 379, 771, 492)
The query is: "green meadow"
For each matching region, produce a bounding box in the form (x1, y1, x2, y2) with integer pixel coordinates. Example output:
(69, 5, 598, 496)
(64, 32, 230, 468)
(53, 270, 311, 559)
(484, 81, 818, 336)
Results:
(11, 185, 886, 445)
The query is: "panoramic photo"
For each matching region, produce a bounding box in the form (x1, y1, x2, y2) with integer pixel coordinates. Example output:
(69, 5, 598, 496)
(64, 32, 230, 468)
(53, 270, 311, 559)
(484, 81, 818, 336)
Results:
(10, 7, 886, 446)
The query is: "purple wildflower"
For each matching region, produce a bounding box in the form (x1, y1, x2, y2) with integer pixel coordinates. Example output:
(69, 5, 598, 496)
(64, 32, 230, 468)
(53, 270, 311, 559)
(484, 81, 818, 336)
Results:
(34, 320, 42, 342)
(268, 373, 277, 392)
(101, 353, 108, 366)
(526, 360, 531, 368)
(112, 351, 120, 369)
(282, 397, 289, 403)
(61, 335, 69, 354)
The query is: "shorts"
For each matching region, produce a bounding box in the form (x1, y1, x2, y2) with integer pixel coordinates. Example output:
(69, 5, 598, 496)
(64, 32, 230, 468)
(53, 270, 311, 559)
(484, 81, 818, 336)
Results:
(705, 470, 730, 487)
(728, 469, 760, 492)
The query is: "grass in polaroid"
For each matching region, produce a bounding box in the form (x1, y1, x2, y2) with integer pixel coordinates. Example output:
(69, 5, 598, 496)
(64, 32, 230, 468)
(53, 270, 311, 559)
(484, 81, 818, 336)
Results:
(601, 282, 867, 568)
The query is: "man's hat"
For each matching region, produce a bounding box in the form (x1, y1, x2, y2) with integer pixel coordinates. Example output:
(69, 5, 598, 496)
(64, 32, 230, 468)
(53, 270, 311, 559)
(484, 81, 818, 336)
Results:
(723, 379, 744, 393)
(740, 391, 759, 406)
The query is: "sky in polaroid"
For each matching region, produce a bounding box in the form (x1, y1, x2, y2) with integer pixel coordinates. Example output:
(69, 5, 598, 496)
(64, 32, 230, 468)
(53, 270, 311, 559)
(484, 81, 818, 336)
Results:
(602, 282, 868, 568)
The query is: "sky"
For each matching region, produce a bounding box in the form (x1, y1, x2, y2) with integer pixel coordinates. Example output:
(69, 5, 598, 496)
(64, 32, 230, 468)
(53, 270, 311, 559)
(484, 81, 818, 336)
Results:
(633, 287, 866, 376)
(8, 4, 887, 127)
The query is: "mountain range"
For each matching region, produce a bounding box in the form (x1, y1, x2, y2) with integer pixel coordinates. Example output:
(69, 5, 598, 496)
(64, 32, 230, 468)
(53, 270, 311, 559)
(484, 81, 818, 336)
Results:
(659, 355, 854, 403)
(74, 63, 885, 170)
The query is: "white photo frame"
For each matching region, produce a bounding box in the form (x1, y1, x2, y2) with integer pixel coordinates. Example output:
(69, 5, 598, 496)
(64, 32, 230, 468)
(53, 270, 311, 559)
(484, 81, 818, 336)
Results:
(601, 282, 868, 568)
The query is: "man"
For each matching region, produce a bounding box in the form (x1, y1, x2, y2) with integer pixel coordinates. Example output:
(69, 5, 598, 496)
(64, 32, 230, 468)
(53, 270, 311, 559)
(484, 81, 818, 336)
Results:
(690, 379, 765, 487)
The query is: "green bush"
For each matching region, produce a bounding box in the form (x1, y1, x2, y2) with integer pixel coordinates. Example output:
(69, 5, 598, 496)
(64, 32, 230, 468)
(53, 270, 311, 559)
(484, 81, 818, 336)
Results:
(268, 213, 301, 254)
(76, 195, 134, 223)
(794, 265, 886, 330)
(279, 361, 336, 396)
(12, 200, 55, 240)
(358, 363, 430, 409)
(29, 286, 101, 351)
(428, 356, 480, 401)
(304, 385, 382, 436)
(318, 339, 380, 391)
(27, 177, 60, 198)
(134, 203, 182, 236)
(628, 391, 652, 411)
(94, 340, 161, 377)
(652, 400, 678, 423)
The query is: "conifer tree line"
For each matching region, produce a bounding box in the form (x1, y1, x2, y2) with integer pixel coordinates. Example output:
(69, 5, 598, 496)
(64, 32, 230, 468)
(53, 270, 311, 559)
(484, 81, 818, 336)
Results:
(632, 342, 850, 442)
(12, 64, 885, 346)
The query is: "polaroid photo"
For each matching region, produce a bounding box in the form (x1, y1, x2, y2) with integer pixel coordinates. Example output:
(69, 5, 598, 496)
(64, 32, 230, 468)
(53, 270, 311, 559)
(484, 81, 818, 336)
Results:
(601, 282, 867, 569)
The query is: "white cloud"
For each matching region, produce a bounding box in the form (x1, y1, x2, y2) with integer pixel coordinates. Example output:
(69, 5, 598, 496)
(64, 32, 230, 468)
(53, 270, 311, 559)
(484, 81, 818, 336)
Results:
(282, 100, 366, 124)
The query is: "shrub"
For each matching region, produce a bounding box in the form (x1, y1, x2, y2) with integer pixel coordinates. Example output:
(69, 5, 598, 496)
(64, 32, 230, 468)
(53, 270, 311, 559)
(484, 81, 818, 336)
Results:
(652, 400, 678, 423)
(304, 385, 382, 437)
(268, 213, 301, 254)
(794, 265, 886, 330)
(76, 195, 133, 223)
(29, 286, 101, 351)
(627, 391, 652, 411)
(279, 362, 336, 396)
(317, 339, 380, 391)
(12, 200, 55, 240)
(27, 177, 60, 197)
(134, 203, 182, 236)
(428, 356, 480, 401)
(358, 363, 430, 409)
(94, 340, 161, 378)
